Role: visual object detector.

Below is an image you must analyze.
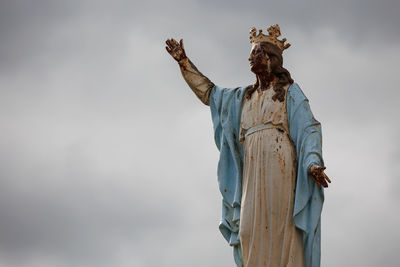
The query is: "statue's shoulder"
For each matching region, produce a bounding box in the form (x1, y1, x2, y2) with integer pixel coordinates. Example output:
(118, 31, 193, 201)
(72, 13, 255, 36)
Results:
(287, 82, 308, 104)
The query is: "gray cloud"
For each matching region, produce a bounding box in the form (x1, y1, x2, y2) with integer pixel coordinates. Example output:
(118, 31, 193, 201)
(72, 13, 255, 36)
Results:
(1, 0, 399, 266)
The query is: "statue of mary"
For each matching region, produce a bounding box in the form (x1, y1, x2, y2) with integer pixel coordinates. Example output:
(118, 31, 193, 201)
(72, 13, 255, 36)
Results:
(166, 24, 331, 267)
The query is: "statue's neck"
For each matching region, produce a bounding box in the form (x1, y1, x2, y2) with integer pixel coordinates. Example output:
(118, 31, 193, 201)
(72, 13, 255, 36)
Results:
(256, 72, 276, 91)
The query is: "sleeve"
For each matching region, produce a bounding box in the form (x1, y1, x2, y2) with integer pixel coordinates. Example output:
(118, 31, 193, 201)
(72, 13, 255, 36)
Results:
(179, 58, 214, 105)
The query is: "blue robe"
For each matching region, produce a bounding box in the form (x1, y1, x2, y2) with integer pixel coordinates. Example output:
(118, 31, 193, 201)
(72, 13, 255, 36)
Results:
(209, 83, 324, 267)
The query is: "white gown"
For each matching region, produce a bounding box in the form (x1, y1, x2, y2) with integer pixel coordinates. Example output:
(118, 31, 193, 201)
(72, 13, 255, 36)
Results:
(239, 85, 304, 267)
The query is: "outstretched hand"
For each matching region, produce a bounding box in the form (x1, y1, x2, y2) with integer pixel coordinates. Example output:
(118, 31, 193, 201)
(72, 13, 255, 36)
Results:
(309, 165, 331, 189)
(165, 38, 187, 62)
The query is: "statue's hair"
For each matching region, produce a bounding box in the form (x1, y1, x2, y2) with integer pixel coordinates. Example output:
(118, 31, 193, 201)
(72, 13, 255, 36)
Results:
(245, 42, 293, 102)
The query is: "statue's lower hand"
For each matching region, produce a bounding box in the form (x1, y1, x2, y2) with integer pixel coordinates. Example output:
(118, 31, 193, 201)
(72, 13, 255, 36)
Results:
(309, 165, 331, 189)
(165, 38, 187, 62)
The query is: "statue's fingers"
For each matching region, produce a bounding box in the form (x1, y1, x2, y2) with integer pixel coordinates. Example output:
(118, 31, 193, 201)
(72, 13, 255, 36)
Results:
(323, 173, 331, 183)
(165, 46, 172, 53)
(180, 39, 185, 50)
(321, 177, 328, 187)
(166, 39, 173, 48)
(169, 39, 177, 49)
(171, 38, 179, 46)
(320, 171, 328, 181)
(313, 176, 321, 189)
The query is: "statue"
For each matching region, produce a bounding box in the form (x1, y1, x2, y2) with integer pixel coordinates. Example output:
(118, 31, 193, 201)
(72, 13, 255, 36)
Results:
(165, 24, 331, 267)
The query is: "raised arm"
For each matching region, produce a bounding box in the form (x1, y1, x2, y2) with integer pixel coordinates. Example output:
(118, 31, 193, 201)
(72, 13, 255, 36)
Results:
(165, 38, 214, 105)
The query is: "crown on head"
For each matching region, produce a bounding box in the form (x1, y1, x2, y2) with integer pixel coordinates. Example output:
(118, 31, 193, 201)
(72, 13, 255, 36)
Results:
(249, 24, 291, 52)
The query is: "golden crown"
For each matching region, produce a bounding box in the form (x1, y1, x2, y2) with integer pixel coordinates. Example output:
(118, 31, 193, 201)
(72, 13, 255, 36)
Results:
(249, 24, 291, 52)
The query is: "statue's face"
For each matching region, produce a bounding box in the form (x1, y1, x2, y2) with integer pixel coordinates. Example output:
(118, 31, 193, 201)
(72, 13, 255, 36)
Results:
(249, 43, 271, 74)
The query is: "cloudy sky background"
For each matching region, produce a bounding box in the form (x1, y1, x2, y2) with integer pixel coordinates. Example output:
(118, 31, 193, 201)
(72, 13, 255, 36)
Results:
(1, 0, 399, 266)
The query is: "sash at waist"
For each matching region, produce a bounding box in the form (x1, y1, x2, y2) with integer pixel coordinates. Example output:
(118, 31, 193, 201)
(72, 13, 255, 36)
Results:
(244, 123, 286, 138)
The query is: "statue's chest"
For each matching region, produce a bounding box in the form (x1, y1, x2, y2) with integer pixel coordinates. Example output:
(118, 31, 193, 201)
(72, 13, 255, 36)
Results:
(240, 88, 287, 130)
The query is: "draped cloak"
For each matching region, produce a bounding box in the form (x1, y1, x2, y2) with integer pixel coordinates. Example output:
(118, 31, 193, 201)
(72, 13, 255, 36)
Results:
(209, 83, 324, 267)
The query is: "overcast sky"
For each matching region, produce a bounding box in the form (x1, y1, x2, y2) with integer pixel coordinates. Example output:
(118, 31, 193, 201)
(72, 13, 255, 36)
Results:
(1, 1, 399, 266)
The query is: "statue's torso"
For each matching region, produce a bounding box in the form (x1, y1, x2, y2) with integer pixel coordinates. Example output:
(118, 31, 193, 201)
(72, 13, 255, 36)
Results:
(238, 85, 304, 267)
